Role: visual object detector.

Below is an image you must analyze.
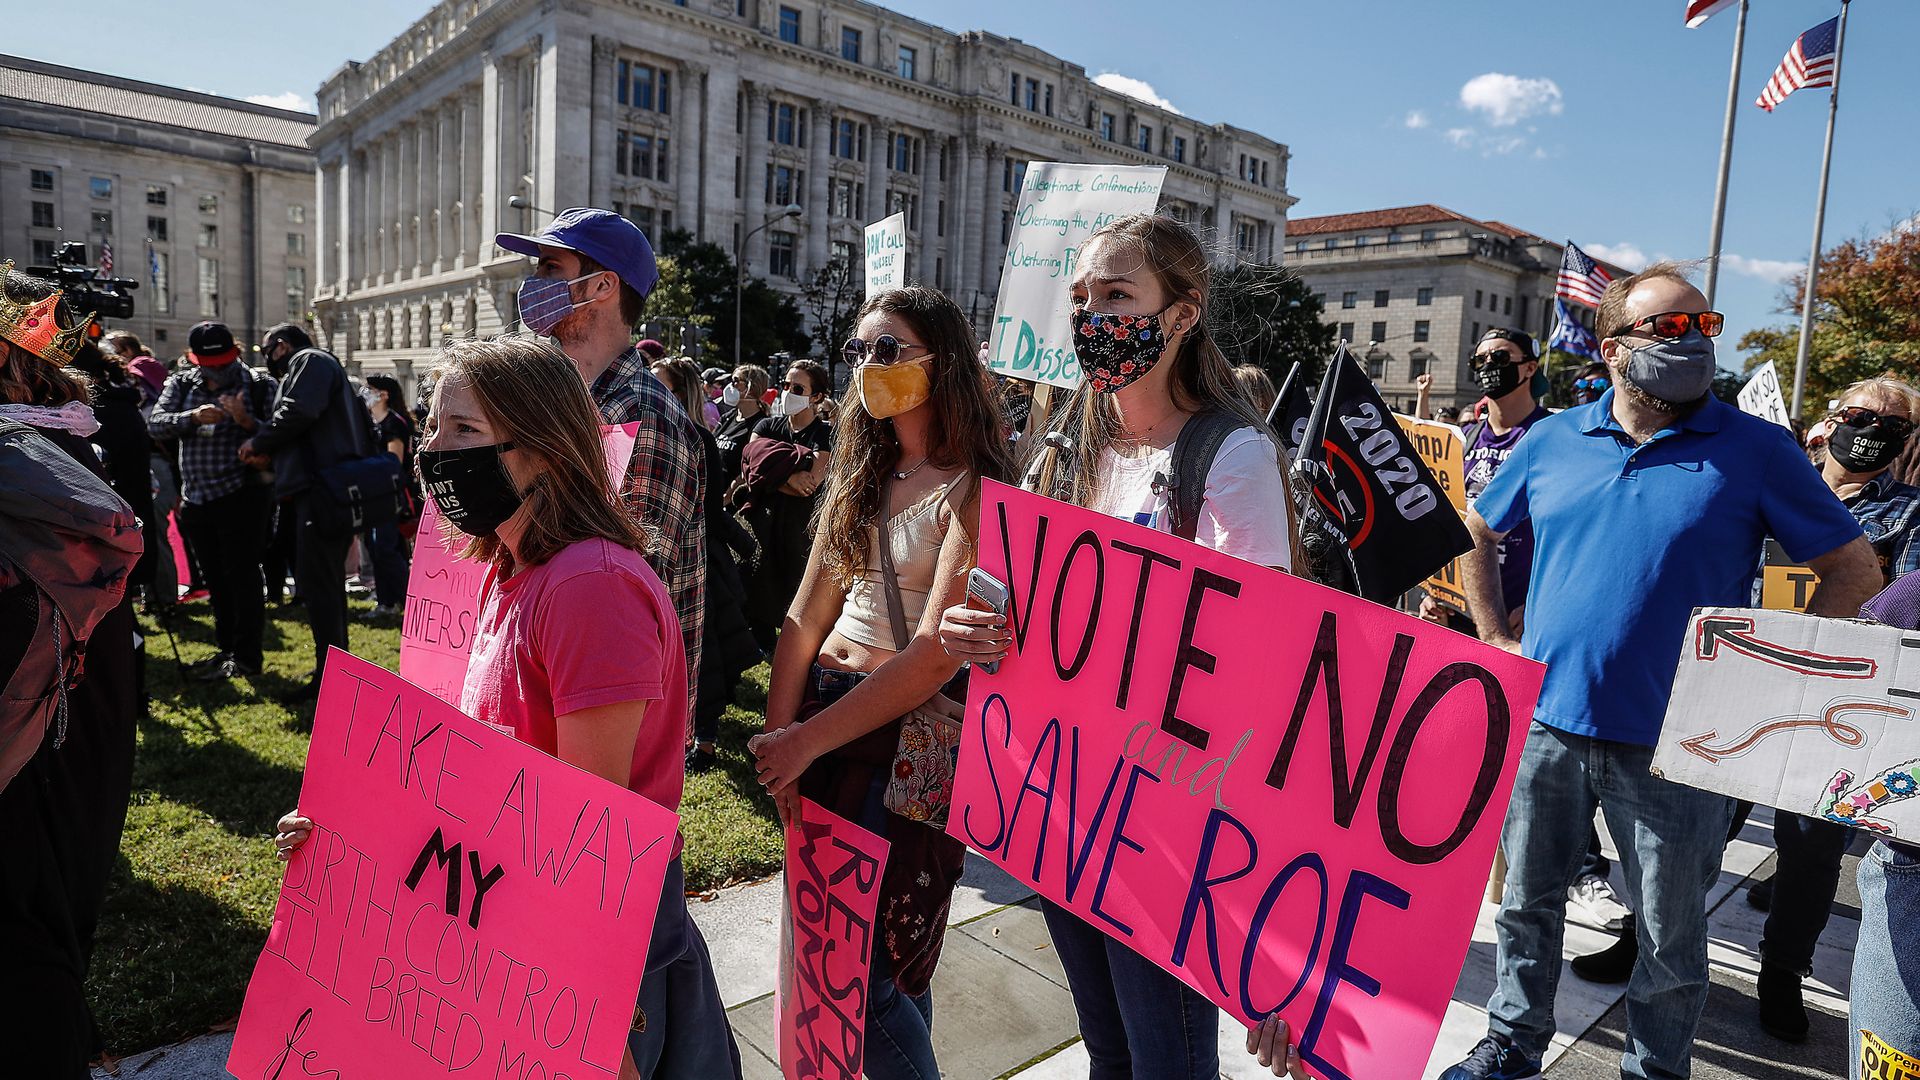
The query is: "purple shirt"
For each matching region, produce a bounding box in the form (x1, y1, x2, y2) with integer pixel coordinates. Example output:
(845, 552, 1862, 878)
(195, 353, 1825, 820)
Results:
(1464, 405, 1551, 614)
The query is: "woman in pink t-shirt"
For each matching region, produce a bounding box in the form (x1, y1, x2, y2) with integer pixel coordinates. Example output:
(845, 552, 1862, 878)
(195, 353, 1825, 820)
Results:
(275, 334, 740, 1080)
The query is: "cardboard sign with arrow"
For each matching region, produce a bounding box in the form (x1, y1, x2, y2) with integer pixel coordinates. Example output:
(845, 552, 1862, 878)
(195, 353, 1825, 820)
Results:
(1653, 607, 1920, 839)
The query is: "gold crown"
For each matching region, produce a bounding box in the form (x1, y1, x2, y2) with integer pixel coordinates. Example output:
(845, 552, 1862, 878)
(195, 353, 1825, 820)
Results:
(0, 261, 97, 366)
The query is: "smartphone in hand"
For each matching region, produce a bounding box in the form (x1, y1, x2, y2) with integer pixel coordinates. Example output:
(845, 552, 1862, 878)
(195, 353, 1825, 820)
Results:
(965, 567, 1009, 675)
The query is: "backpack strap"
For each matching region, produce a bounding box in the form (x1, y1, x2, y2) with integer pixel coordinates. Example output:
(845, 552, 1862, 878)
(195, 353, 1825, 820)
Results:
(1165, 410, 1250, 543)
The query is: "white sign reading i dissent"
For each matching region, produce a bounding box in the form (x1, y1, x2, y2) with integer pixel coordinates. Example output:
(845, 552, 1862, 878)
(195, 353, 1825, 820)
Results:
(985, 163, 1166, 389)
(863, 212, 908, 298)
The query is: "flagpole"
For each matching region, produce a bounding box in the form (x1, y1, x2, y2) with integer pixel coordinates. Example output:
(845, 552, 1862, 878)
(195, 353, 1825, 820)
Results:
(1788, 0, 1851, 421)
(1702, 0, 1749, 307)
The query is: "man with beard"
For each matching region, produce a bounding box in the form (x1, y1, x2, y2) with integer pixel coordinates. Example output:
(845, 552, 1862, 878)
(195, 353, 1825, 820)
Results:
(1441, 262, 1883, 1080)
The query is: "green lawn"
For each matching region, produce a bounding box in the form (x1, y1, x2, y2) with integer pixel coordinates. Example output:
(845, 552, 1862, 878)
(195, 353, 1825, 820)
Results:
(91, 595, 782, 1056)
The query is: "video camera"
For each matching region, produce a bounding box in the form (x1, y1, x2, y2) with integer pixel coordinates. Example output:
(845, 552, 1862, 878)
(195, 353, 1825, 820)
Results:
(25, 241, 138, 321)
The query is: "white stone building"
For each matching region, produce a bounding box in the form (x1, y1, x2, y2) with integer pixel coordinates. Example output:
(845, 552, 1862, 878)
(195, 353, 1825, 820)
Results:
(308, 0, 1296, 379)
(0, 54, 317, 353)
(1283, 205, 1623, 412)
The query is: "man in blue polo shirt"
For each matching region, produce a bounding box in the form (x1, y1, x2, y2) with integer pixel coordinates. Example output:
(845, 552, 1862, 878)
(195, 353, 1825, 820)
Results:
(1441, 262, 1881, 1080)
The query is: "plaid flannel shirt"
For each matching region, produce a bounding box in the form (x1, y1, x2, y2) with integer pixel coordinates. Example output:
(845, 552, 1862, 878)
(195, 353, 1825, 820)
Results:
(591, 346, 707, 715)
(147, 364, 276, 505)
(1849, 471, 1920, 580)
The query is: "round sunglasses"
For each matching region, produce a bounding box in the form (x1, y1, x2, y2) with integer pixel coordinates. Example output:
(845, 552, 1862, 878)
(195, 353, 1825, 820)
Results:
(843, 334, 926, 366)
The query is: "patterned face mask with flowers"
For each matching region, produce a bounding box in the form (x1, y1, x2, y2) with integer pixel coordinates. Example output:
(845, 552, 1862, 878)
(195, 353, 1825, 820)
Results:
(1071, 304, 1176, 393)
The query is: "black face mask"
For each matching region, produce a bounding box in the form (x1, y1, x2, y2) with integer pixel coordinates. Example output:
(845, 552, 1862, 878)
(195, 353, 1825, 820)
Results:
(1829, 421, 1910, 473)
(417, 442, 522, 536)
(1471, 360, 1524, 398)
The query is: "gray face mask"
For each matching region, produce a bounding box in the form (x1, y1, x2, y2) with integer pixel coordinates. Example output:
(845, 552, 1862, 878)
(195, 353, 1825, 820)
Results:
(1622, 329, 1717, 406)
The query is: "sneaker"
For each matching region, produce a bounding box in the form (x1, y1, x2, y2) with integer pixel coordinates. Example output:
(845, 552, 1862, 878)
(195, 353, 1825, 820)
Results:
(185, 651, 233, 674)
(360, 603, 400, 620)
(193, 657, 260, 682)
(178, 587, 210, 603)
(686, 745, 719, 774)
(1567, 873, 1630, 931)
(1757, 960, 1809, 1042)
(1439, 1035, 1540, 1080)
(1570, 913, 1637, 984)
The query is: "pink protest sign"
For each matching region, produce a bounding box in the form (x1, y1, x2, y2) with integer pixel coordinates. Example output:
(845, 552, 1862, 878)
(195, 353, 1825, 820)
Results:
(950, 481, 1546, 1080)
(401, 424, 639, 704)
(777, 798, 891, 1080)
(228, 649, 679, 1080)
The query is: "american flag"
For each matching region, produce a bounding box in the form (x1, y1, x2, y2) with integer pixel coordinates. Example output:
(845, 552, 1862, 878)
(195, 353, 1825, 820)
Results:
(1556, 241, 1614, 309)
(98, 239, 113, 275)
(1757, 17, 1839, 112)
(1685, 0, 1739, 28)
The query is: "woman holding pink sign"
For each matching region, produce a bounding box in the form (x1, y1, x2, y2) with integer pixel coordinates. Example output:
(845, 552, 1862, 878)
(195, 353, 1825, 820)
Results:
(937, 213, 1309, 1078)
(275, 333, 740, 1080)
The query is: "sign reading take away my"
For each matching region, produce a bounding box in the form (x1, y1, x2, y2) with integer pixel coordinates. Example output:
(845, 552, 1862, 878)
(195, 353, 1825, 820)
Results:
(986, 162, 1166, 390)
(1395, 413, 1469, 611)
(1652, 607, 1920, 840)
(951, 481, 1545, 1080)
(863, 212, 907, 297)
(227, 650, 679, 1080)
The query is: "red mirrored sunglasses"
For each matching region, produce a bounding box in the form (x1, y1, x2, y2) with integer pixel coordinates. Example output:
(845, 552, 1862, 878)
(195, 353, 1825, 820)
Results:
(1615, 310, 1725, 340)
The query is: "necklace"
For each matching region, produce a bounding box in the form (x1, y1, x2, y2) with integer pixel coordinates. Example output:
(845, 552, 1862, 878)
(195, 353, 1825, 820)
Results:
(1114, 404, 1182, 453)
(893, 456, 929, 481)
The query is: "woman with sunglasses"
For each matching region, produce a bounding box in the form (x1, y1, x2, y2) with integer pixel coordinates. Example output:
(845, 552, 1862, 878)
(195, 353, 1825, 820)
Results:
(714, 363, 770, 490)
(748, 287, 1012, 1080)
(936, 213, 1308, 1079)
(1738, 373, 1920, 1041)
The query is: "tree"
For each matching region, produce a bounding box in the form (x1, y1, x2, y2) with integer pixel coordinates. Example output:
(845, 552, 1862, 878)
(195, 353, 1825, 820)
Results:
(800, 255, 861, 387)
(1737, 218, 1920, 413)
(654, 229, 809, 367)
(1208, 262, 1337, 391)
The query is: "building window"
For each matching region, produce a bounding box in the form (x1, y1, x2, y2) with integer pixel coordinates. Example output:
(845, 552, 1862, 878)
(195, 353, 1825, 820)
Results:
(285, 266, 307, 320)
(1323, 238, 1337, 250)
(617, 59, 628, 105)
(1236, 220, 1258, 252)
(200, 224, 218, 247)
(146, 184, 167, 206)
(937, 198, 946, 236)
(1420, 228, 1437, 241)
(1414, 320, 1430, 343)
(1371, 321, 1388, 343)
(91, 210, 113, 236)
(1002, 158, 1028, 193)
(31, 202, 55, 229)
(89, 176, 112, 200)
(897, 46, 917, 80)
(1024, 78, 1039, 111)
(1504, 295, 1512, 316)
(152, 253, 170, 313)
(772, 164, 797, 205)
(1354, 235, 1371, 248)
(1472, 321, 1481, 341)
(1374, 289, 1389, 307)
(197, 256, 219, 315)
(778, 6, 800, 44)
(30, 169, 54, 192)
(832, 238, 856, 266)
(831, 177, 855, 218)
(1293, 241, 1307, 255)
(1171, 135, 1186, 163)
(892, 133, 920, 174)
(771, 102, 797, 145)
(1137, 124, 1152, 152)
(31, 239, 57, 264)
(841, 27, 861, 62)
(288, 204, 306, 225)
(1474, 289, 1483, 309)
(1417, 286, 1433, 306)
(1009, 71, 1020, 104)
(1044, 84, 1054, 116)
(769, 231, 797, 278)
(833, 117, 863, 160)
(1339, 321, 1354, 342)
(1340, 291, 1357, 309)
(200, 194, 219, 214)
(1100, 113, 1115, 142)
(148, 215, 168, 241)
(288, 232, 306, 256)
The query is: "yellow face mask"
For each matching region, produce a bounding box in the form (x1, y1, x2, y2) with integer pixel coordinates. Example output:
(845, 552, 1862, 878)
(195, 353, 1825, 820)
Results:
(856, 358, 932, 419)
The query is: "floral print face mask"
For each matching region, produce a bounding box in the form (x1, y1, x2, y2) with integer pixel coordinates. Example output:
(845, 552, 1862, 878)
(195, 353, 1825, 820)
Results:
(1071, 305, 1175, 393)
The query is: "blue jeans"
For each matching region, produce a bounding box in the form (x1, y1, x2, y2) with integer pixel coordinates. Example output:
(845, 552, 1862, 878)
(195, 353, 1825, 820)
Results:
(1851, 841, 1920, 1080)
(628, 858, 742, 1079)
(361, 521, 411, 608)
(861, 933, 939, 1080)
(1487, 723, 1732, 1079)
(1764, 811, 1853, 973)
(1042, 899, 1219, 1080)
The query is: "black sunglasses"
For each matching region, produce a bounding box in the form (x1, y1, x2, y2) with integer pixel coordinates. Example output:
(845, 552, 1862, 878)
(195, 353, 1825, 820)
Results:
(843, 334, 925, 366)
(1471, 348, 1521, 368)
(1832, 406, 1916, 440)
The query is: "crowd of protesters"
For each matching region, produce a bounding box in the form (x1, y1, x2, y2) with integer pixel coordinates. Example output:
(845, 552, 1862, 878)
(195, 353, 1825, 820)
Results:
(5, 200, 1919, 1080)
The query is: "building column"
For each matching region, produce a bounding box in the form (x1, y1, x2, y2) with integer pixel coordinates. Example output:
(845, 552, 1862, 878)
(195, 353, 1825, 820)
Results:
(415, 118, 434, 275)
(314, 161, 334, 293)
(381, 135, 398, 281)
(677, 62, 706, 239)
(351, 148, 369, 288)
(481, 53, 505, 254)
(590, 37, 617, 209)
(866, 115, 891, 223)
(398, 123, 417, 277)
(960, 136, 984, 303)
(435, 104, 457, 273)
(979, 141, 1003, 295)
(918, 135, 942, 286)
(805, 100, 830, 273)
(739, 82, 769, 275)
(462, 87, 483, 264)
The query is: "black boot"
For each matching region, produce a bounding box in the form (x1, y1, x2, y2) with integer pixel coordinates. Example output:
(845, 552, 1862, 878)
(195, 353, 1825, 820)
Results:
(1570, 913, 1637, 984)
(1747, 873, 1775, 911)
(1758, 960, 1809, 1042)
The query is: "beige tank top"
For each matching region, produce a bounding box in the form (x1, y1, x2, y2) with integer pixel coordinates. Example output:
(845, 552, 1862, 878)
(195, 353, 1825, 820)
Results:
(829, 476, 965, 651)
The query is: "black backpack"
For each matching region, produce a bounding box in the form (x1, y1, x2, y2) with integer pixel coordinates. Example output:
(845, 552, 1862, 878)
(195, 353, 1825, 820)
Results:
(1163, 410, 1249, 542)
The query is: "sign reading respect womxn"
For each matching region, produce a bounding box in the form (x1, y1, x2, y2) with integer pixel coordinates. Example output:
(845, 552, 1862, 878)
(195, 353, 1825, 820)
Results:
(950, 482, 1545, 1080)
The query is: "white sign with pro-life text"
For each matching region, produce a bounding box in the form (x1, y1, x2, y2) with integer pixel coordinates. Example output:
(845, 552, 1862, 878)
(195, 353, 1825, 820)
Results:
(1738, 360, 1791, 428)
(1652, 607, 1920, 840)
(985, 162, 1167, 390)
(863, 212, 907, 298)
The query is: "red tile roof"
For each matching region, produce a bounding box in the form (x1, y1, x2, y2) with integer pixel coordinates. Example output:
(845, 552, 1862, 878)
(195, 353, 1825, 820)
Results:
(1285, 204, 1480, 237)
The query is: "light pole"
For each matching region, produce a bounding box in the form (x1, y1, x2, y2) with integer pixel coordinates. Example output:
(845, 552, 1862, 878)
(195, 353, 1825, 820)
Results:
(735, 203, 803, 364)
(507, 195, 556, 223)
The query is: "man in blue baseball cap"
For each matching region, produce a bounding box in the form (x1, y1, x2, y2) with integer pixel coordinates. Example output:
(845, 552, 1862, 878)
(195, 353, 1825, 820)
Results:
(496, 208, 733, 1079)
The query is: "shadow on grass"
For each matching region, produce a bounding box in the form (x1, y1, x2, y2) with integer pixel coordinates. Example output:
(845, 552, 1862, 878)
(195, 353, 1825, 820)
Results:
(135, 709, 302, 838)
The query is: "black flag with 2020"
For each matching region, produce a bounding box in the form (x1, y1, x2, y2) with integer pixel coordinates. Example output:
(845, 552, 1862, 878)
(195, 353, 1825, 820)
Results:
(1270, 347, 1473, 602)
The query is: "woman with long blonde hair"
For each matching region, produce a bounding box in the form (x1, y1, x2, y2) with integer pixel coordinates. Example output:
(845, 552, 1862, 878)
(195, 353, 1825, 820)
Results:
(937, 214, 1307, 1078)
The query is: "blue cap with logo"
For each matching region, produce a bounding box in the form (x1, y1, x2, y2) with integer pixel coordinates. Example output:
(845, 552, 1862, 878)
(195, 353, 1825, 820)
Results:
(495, 207, 658, 299)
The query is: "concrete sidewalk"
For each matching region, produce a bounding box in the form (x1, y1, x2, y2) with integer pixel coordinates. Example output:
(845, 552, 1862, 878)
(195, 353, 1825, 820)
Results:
(94, 810, 1859, 1080)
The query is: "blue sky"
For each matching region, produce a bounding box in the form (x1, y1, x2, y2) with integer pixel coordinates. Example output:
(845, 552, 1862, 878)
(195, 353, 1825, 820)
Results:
(8, 0, 1911, 364)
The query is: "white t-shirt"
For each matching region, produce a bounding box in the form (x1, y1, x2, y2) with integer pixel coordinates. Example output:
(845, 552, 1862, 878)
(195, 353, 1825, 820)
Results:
(1089, 427, 1294, 570)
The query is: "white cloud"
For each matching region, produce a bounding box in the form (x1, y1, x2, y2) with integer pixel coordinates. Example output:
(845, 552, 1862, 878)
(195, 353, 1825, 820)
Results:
(1722, 254, 1800, 283)
(1404, 110, 1429, 129)
(1091, 72, 1182, 116)
(1459, 73, 1564, 127)
(245, 91, 315, 113)
(1444, 127, 1475, 148)
(1587, 242, 1652, 272)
